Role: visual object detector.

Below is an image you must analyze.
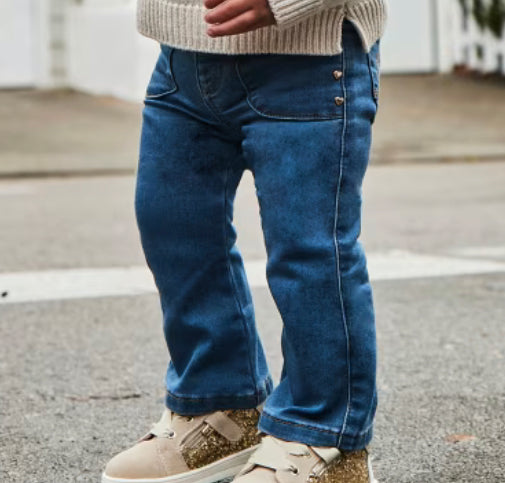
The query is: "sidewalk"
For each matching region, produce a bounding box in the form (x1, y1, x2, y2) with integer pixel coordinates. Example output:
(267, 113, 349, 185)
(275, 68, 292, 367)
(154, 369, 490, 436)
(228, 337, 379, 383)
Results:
(1, 74, 505, 177)
(373, 74, 505, 164)
(0, 89, 141, 177)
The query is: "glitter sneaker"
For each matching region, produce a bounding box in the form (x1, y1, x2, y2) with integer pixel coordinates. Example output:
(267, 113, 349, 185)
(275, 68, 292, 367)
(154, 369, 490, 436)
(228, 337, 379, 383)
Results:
(101, 405, 263, 483)
(231, 434, 378, 483)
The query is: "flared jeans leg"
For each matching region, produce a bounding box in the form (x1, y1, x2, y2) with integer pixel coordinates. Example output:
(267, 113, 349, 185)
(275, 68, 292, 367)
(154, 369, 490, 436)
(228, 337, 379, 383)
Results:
(134, 19, 379, 451)
(134, 76, 273, 412)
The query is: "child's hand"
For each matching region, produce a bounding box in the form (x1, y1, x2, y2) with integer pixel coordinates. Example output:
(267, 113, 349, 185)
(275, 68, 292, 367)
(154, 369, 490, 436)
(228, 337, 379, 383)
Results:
(203, 0, 276, 37)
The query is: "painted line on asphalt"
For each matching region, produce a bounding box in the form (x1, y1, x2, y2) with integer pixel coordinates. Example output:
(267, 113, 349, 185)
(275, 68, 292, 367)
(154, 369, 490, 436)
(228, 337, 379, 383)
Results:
(448, 245, 505, 259)
(367, 249, 505, 281)
(1, 249, 505, 305)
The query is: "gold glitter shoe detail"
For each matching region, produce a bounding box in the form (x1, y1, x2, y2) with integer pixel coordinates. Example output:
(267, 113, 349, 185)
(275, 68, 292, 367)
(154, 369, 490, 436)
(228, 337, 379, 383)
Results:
(232, 434, 375, 483)
(308, 449, 370, 483)
(181, 408, 262, 470)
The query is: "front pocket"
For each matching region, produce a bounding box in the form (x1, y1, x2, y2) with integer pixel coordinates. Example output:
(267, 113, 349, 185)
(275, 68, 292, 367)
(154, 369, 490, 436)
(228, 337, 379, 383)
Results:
(235, 53, 345, 121)
(145, 44, 178, 99)
(367, 41, 380, 107)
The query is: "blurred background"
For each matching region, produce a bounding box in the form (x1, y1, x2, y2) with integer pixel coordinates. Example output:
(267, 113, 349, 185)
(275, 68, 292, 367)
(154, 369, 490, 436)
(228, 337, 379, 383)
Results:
(1, 1, 504, 482)
(2, 0, 505, 96)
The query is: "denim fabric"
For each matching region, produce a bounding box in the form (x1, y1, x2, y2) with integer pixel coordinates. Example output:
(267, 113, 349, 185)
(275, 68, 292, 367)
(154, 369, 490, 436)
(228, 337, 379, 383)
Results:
(135, 20, 380, 451)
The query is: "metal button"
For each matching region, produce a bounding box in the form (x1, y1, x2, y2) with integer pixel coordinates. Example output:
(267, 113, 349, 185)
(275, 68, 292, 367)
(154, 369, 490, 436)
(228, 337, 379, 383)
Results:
(332, 70, 343, 80)
(334, 96, 344, 106)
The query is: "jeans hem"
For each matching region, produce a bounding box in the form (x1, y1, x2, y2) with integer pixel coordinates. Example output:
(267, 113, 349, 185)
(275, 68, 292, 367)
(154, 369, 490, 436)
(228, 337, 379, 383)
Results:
(257, 410, 373, 451)
(164, 374, 274, 415)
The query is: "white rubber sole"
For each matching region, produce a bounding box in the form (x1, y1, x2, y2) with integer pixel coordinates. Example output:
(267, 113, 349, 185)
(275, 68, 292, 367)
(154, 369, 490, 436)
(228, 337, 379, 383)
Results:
(101, 444, 258, 483)
(368, 453, 379, 483)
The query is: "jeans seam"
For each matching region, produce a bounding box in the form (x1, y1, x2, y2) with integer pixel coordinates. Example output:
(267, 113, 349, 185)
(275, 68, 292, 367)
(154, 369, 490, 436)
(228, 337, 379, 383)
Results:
(194, 53, 243, 140)
(145, 46, 178, 99)
(262, 410, 339, 434)
(223, 163, 259, 399)
(334, 43, 352, 448)
(165, 387, 265, 401)
(261, 410, 373, 438)
(366, 46, 380, 112)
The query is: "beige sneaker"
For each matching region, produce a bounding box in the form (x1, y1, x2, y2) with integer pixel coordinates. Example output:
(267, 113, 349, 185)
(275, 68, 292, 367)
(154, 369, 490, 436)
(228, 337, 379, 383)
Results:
(231, 434, 378, 483)
(101, 405, 263, 483)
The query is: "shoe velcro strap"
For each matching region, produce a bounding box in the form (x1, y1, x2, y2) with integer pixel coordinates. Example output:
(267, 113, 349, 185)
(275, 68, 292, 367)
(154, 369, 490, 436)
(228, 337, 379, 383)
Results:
(203, 411, 242, 442)
(310, 445, 341, 464)
(239, 436, 297, 475)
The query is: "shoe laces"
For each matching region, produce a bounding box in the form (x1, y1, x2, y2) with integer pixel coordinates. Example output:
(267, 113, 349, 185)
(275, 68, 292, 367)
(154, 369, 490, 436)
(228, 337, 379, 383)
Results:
(148, 408, 195, 438)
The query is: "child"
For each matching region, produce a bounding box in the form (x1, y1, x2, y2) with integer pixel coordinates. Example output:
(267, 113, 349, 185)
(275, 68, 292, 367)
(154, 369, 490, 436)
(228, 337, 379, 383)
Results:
(102, 0, 386, 481)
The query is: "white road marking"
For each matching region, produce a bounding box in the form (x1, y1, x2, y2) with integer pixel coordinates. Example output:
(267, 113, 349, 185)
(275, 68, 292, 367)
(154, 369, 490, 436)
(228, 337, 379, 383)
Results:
(448, 245, 505, 260)
(1, 249, 504, 305)
(0, 267, 155, 305)
(0, 184, 35, 196)
(366, 249, 505, 281)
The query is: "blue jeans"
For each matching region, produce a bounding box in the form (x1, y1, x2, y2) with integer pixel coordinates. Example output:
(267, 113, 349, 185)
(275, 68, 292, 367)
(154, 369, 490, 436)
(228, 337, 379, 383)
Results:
(135, 20, 380, 451)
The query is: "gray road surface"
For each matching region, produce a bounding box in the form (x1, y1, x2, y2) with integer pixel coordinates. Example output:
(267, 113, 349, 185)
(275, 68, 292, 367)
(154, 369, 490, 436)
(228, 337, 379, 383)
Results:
(1, 160, 504, 482)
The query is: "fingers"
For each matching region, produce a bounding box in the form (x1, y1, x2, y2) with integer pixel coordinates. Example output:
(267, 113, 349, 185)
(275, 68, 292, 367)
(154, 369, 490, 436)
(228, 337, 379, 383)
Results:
(204, 0, 276, 36)
(203, 0, 228, 9)
(207, 10, 263, 36)
(205, 0, 251, 26)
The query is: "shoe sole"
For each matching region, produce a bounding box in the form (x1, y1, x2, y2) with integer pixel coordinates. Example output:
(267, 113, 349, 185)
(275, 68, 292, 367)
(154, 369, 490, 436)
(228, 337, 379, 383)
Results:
(101, 444, 259, 483)
(368, 453, 379, 483)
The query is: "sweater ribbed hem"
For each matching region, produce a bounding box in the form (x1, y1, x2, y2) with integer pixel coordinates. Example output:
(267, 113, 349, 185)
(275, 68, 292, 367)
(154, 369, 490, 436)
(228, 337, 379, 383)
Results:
(346, 0, 387, 51)
(267, 0, 325, 30)
(136, 0, 387, 55)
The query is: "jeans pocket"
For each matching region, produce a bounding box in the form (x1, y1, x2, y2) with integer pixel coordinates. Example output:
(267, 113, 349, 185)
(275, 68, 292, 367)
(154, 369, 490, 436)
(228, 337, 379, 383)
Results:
(367, 41, 381, 109)
(145, 44, 178, 99)
(235, 52, 345, 121)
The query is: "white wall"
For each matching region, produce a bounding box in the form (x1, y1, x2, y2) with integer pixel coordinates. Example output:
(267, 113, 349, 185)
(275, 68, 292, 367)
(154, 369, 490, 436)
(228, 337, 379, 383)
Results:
(66, 3, 159, 102)
(0, 0, 73, 89)
(433, 0, 461, 73)
(0, 0, 36, 87)
(380, 0, 438, 73)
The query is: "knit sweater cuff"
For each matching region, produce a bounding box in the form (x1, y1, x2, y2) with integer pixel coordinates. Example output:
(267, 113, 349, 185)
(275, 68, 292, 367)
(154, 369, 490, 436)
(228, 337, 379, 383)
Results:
(267, 0, 326, 29)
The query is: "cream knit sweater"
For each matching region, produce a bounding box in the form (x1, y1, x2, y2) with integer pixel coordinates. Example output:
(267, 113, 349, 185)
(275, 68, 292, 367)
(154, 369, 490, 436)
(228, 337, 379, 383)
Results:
(136, 0, 387, 55)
